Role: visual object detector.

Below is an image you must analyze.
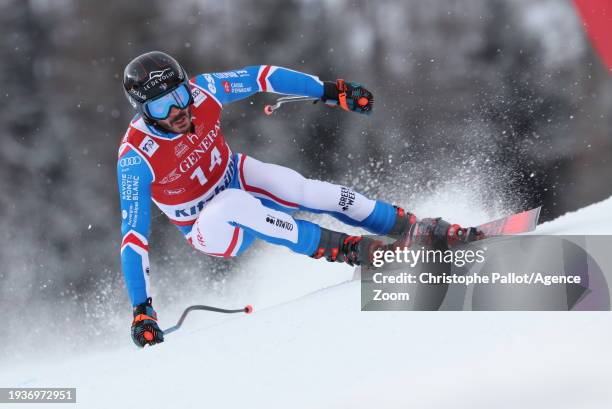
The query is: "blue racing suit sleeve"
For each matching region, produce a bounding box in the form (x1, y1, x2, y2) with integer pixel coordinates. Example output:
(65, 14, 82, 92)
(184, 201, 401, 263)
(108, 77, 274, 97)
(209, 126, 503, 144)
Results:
(117, 148, 154, 307)
(193, 65, 324, 106)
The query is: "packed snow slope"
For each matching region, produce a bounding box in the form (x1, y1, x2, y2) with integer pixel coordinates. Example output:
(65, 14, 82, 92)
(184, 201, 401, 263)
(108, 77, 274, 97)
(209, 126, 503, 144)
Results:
(3, 198, 612, 409)
(537, 196, 612, 234)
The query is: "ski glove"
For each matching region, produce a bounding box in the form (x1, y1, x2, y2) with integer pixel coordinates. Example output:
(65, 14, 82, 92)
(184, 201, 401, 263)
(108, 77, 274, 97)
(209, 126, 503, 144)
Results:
(322, 79, 374, 115)
(131, 297, 164, 348)
(411, 218, 484, 249)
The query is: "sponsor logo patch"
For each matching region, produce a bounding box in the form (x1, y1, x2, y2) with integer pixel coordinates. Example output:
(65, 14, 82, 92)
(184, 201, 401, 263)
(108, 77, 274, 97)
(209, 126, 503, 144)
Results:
(142, 68, 176, 93)
(223, 80, 231, 93)
(191, 87, 207, 107)
(174, 141, 189, 158)
(139, 136, 159, 157)
(338, 187, 356, 211)
(119, 156, 142, 167)
(265, 214, 294, 231)
(203, 74, 216, 94)
(227, 82, 252, 93)
(159, 169, 182, 184)
(145, 68, 171, 85)
(128, 88, 145, 100)
(213, 71, 242, 79)
(196, 230, 205, 247)
(164, 187, 186, 196)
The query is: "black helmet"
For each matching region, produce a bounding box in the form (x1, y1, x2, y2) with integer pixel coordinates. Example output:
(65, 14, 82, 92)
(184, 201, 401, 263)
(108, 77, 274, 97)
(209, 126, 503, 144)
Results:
(123, 51, 190, 122)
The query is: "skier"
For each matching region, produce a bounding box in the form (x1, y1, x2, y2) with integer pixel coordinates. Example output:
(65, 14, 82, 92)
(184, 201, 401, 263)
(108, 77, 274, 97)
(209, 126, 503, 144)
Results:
(119, 51, 471, 347)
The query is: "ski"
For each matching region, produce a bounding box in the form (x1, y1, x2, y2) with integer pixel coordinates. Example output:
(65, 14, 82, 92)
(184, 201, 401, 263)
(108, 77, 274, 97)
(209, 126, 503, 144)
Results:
(472, 206, 541, 239)
(354, 206, 542, 279)
(453, 206, 541, 244)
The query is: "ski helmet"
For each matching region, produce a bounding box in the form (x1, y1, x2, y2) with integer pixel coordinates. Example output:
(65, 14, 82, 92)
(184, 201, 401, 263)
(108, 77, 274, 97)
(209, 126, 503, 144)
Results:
(122, 51, 191, 123)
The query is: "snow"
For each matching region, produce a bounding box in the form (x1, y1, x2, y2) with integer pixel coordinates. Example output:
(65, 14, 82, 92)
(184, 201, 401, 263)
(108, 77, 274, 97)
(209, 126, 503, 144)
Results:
(2, 199, 612, 408)
(537, 196, 612, 234)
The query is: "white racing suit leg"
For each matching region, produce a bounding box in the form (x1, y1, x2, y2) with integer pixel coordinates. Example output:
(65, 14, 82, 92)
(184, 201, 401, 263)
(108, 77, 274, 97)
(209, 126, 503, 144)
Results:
(191, 153, 396, 257)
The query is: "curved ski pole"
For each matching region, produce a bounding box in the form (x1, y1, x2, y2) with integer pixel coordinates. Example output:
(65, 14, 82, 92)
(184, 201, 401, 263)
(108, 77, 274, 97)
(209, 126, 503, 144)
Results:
(163, 304, 253, 336)
(264, 96, 319, 115)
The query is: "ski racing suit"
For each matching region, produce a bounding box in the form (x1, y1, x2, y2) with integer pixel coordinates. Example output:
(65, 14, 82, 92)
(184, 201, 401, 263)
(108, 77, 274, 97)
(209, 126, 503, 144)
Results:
(118, 66, 399, 307)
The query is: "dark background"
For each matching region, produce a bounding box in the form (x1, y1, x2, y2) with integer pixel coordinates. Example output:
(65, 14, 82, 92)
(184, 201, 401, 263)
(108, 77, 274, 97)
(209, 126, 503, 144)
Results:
(1, 0, 611, 358)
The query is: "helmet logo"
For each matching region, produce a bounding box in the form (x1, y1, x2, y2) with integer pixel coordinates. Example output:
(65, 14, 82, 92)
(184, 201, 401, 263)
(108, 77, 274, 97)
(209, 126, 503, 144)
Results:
(141, 68, 176, 94)
(145, 68, 171, 85)
(159, 83, 168, 91)
(129, 88, 146, 100)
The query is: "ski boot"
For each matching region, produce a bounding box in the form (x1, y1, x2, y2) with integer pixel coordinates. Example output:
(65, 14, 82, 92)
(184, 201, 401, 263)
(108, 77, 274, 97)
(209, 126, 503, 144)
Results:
(388, 206, 484, 247)
(311, 212, 484, 267)
(311, 228, 385, 266)
(387, 206, 418, 239)
(400, 217, 484, 250)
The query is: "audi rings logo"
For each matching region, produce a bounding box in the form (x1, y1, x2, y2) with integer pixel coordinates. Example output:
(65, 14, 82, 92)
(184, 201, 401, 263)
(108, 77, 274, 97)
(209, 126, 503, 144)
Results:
(120, 156, 142, 167)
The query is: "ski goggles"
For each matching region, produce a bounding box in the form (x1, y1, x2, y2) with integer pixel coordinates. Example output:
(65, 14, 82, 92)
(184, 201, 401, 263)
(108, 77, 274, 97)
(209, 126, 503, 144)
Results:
(144, 83, 192, 120)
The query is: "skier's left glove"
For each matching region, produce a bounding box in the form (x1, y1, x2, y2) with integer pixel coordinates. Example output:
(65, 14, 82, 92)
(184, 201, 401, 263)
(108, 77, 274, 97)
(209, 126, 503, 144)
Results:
(131, 297, 164, 348)
(412, 218, 484, 249)
(322, 79, 374, 115)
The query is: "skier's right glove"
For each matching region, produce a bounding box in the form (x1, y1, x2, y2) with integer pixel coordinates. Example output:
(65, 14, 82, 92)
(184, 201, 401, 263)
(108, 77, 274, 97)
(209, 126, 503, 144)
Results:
(322, 79, 374, 114)
(131, 297, 164, 348)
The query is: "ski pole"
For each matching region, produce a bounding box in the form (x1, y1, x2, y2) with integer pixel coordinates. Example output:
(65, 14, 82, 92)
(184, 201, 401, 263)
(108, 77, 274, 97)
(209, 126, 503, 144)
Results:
(163, 304, 253, 336)
(263, 96, 319, 115)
